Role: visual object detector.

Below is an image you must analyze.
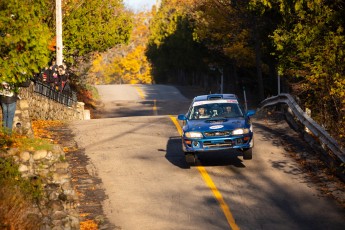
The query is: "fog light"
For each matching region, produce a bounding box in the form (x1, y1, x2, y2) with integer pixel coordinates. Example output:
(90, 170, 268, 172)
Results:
(244, 136, 250, 141)
(192, 141, 200, 147)
(236, 139, 243, 144)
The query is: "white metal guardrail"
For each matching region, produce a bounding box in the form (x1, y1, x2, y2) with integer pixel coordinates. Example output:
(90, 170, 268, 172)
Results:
(259, 93, 345, 164)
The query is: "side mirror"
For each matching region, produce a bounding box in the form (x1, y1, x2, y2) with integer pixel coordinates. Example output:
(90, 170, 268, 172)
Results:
(246, 110, 256, 117)
(178, 114, 187, 120)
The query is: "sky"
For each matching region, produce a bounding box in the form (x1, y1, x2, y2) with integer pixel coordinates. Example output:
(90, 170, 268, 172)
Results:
(124, 0, 157, 12)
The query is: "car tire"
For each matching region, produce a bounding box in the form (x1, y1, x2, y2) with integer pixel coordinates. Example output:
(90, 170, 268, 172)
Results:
(242, 148, 252, 160)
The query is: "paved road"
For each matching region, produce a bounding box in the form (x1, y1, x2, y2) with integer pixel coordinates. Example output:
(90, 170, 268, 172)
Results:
(70, 84, 345, 230)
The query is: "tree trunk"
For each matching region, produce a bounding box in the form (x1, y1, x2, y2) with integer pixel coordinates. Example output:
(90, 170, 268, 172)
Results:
(254, 18, 265, 101)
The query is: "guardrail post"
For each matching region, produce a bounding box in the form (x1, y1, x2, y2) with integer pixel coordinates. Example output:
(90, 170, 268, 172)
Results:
(305, 108, 311, 134)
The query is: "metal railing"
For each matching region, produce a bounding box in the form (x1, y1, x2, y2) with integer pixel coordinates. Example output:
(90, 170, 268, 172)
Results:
(33, 81, 77, 107)
(259, 93, 345, 164)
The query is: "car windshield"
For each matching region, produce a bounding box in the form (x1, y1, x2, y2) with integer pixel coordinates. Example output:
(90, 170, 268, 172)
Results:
(188, 102, 243, 120)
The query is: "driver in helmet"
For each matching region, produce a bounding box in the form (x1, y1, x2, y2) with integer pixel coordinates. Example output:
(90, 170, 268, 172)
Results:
(197, 106, 210, 119)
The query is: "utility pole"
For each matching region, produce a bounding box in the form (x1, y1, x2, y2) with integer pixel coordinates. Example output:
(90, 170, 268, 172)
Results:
(209, 64, 224, 94)
(56, 0, 63, 65)
(277, 74, 281, 95)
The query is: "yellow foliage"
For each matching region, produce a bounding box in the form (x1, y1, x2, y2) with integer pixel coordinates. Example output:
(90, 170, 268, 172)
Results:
(130, 79, 139, 84)
(89, 11, 153, 84)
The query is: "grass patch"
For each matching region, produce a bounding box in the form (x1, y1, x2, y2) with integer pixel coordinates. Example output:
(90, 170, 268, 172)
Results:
(0, 157, 42, 200)
(16, 136, 53, 151)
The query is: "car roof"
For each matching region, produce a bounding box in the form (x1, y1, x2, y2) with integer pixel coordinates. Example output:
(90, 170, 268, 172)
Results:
(193, 94, 238, 102)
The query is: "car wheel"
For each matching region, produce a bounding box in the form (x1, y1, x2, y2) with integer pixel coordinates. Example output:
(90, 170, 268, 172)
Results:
(242, 148, 252, 160)
(185, 153, 196, 165)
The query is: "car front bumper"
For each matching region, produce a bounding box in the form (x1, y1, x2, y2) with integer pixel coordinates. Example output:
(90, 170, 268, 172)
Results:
(181, 134, 254, 153)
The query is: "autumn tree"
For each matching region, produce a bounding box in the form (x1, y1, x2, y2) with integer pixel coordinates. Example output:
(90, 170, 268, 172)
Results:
(0, 0, 132, 87)
(147, 0, 279, 98)
(253, 0, 345, 144)
(114, 45, 152, 84)
(89, 11, 153, 84)
(147, 0, 210, 85)
(192, 0, 255, 66)
(190, 0, 281, 100)
(62, 0, 133, 65)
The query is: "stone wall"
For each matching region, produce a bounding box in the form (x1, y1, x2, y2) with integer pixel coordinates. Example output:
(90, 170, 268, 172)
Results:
(0, 81, 87, 229)
(19, 82, 86, 121)
(2, 146, 80, 229)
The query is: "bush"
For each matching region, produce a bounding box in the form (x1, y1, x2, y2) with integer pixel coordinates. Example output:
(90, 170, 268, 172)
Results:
(0, 157, 43, 229)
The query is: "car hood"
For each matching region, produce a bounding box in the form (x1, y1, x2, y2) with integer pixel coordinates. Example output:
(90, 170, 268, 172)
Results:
(185, 117, 249, 132)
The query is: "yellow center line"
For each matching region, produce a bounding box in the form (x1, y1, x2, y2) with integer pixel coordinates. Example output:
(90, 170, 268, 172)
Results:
(134, 85, 145, 99)
(169, 115, 182, 135)
(133, 85, 157, 115)
(169, 115, 240, 230)
(153, 99, 157, 111)
(197, 167, 239, 230)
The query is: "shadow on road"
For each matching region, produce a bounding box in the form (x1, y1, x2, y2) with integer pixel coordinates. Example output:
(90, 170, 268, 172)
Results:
(196, 151, 245, 168)
(165, 136, 190, 169)
(93, 100, 191, 119)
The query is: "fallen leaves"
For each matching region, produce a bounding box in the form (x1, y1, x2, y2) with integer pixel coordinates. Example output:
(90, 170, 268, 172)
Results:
(80, 219, 98, 230)
(63, 146, 78, 153)
(32, 120, 65, 141)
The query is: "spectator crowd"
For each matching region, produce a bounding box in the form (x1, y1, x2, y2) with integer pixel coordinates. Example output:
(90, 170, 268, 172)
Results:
(1, 60, 75, 134)
(32, 60, 77, 107)
(34, 60, 71, 95)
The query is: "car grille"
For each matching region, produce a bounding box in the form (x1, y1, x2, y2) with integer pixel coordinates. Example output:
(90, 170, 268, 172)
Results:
(203, 140, 232, 147)
(204, 131, 230, 137)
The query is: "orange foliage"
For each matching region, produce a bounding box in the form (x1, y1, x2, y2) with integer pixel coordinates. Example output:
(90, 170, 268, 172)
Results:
(48, 36, 56, 51)
(80, 219, 98, 230)
(77, 89, 97, 108)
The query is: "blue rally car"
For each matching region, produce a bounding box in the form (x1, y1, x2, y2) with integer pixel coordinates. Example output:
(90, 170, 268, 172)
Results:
(178, 94, 255, 163)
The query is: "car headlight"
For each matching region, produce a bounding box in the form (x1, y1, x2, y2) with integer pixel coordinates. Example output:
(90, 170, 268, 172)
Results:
(232, 128, 250, 135)
(185, 131, 203, 138)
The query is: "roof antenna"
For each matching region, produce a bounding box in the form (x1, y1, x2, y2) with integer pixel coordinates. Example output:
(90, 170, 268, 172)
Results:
(243, 86, 248, 112)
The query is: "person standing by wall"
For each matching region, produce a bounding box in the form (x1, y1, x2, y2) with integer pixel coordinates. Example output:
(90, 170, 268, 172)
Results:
(0, 79, 31, 134)
(57, 65, 66, 92)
